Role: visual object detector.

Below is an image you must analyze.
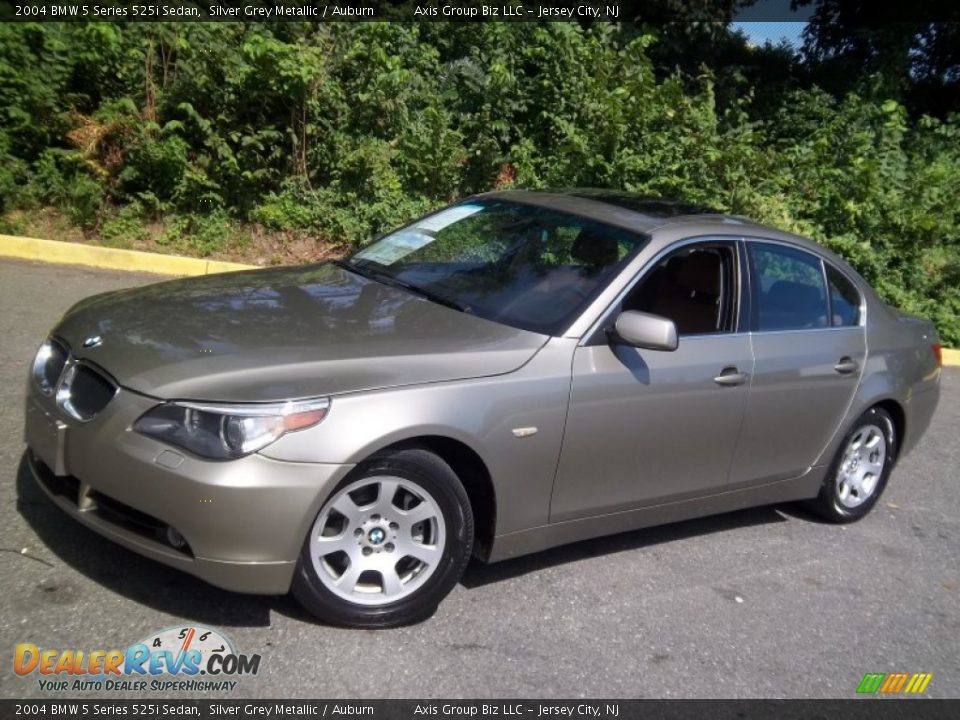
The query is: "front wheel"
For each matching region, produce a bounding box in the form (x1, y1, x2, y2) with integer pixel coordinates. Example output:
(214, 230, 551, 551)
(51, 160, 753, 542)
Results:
(292, 448, 473, 627)
(806, 407, 897, 523)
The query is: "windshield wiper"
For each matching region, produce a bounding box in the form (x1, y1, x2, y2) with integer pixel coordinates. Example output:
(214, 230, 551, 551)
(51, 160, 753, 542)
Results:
(334, 260, 472, 314)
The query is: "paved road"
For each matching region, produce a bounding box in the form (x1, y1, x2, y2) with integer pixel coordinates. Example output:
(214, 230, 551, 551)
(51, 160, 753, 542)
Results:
(0, 259, 958, 700)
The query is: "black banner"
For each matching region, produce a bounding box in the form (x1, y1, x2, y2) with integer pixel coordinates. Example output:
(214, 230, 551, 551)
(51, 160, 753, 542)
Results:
(2, 0, 959, 24)
(3, 700, 960, 720)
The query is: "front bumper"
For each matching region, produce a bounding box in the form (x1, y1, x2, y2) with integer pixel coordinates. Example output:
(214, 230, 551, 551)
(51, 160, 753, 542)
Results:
(24, 387, 353, 594)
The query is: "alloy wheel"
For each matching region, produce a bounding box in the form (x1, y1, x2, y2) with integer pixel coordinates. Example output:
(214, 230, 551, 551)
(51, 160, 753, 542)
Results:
(308, 475, 446, 606)
(836, 423, 887, 509)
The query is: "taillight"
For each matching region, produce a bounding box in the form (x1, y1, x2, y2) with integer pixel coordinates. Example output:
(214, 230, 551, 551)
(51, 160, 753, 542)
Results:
(932, 343, 942, 367)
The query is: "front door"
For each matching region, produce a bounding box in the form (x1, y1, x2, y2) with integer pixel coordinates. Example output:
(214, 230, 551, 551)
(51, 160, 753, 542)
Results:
(550, 240, 754, 523)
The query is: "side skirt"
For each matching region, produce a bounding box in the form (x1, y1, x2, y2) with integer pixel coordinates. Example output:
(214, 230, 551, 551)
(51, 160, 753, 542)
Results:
(486, 467, 826, 563)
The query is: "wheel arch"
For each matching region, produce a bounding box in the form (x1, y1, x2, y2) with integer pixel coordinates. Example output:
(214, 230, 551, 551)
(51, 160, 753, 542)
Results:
(870, 398, 905, 463)
(820, 395, 906, 470)
(364, 435, 497, 562)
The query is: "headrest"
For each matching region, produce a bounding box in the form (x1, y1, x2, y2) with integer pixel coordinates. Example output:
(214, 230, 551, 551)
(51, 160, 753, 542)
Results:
(572, 229, 619, 269)
(678, 252, 720, 296)
(768, 280, 820, 309)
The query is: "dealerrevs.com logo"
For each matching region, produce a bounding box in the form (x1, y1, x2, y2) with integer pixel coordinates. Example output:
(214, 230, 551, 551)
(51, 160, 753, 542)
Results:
(14, 626, 261, 693)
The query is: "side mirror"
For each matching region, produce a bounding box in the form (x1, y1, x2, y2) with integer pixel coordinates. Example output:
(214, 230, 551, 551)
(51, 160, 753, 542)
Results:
(612, 310, 678, 351)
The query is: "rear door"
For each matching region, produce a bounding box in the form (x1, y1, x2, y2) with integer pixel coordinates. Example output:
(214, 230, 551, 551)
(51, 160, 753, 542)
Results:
(728, 240, 866, 487)
(550, 239, 754, 522)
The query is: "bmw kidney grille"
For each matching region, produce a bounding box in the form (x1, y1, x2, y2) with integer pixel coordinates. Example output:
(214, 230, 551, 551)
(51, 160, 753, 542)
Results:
(43, 342, 118, 422)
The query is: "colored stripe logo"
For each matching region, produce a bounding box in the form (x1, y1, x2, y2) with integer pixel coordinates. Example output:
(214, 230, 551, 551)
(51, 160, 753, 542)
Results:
(857, 672, 932, 695)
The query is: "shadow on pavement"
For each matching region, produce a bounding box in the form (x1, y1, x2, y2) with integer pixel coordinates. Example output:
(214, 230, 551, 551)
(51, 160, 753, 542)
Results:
(14, 453, 292, 627)
(461, 503, 793, 588)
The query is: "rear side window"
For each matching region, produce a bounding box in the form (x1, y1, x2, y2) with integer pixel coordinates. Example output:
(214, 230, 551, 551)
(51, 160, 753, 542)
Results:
(748, 242, 829, 331)
(826, 264, 862, 326)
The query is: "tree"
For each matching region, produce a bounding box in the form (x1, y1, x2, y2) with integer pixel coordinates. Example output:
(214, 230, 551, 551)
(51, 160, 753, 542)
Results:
(795, 0, 960, 117)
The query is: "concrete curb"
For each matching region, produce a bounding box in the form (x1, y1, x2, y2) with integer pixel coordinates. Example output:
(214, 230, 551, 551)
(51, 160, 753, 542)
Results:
(0, 234, 256, 277)
(1, 233, 958, 367)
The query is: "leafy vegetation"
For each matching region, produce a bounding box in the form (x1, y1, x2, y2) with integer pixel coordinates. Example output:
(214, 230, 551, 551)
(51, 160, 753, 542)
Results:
(0, 20, 957, 343)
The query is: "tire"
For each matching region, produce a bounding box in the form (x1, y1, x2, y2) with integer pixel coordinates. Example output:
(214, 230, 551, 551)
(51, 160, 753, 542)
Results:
(806, 406, 897, 523)
(292, 448, 473, 627)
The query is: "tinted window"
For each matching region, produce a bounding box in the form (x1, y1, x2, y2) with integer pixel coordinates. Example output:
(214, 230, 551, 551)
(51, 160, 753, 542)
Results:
(624, 245, 736, 335)
(348, 200, 648, 335)
(749, 243, 829, 331)
(826, 264, 862, 326)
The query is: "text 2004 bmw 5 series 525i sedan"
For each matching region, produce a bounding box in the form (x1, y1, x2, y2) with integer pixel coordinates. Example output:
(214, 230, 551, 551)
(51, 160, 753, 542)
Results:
(24, 189, 941, 627)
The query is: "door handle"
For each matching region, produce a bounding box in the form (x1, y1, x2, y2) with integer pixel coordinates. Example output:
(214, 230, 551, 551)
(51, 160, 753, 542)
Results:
(714, 367, 749, 386)
(834, 357, 859, 375)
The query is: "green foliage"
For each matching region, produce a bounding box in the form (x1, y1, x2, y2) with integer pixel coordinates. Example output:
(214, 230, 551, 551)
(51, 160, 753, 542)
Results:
(99, 204, 150, 248)
(0, 21, 957, 343)
(26, 148, 105, 229)
(159, 211, 242, 258)
(0, 128, 28, 212)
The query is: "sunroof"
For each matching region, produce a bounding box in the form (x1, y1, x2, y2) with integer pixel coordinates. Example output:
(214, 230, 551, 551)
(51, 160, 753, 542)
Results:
(549, 188, 719, 217)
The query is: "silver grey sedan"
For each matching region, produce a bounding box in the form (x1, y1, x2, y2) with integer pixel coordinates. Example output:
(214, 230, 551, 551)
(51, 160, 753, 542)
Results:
(24, 190, 942, 627)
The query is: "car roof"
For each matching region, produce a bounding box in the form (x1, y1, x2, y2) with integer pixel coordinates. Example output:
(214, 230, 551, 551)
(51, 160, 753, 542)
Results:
(477, 189, 887, 333)
(543, 188, 720, 218)
(481, 188, 829, 257)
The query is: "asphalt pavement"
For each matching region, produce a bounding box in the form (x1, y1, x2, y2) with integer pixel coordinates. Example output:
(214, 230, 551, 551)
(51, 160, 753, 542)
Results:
(0, 258, 958, 699)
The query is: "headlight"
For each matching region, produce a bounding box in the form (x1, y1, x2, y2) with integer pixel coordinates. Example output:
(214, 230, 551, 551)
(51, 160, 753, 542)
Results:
(32, 338, 69, 396)
(133, 398, 330, 460)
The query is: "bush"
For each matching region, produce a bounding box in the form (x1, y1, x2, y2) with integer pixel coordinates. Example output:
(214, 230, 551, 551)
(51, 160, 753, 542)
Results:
(0, 21, 957, 343)
(159, 211, 238, 257)
(99, 204, 150, 248)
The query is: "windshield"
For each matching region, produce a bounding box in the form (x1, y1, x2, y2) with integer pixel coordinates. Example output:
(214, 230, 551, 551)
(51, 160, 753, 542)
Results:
(346, 199, 648, 335)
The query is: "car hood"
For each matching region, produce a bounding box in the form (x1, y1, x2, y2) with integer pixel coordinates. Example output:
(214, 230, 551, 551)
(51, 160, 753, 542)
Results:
(53, 263, 548, 402)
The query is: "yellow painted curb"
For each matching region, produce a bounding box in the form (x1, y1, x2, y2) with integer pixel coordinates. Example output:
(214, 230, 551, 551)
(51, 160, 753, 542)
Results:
(0, 234, 256, 277)
(943, 348, 960, 367)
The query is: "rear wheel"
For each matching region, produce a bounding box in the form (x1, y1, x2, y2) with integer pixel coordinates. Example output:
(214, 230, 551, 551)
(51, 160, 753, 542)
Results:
(292, 448, 473, 627)
(806, 407, 897, 523)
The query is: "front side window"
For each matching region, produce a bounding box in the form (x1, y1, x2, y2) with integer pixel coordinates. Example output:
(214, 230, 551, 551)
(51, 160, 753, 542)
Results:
(826, 264, 862, 327)
(622, 243, 737, 335)
(347, 200, 648, 335)
(748, 242, 829, 331)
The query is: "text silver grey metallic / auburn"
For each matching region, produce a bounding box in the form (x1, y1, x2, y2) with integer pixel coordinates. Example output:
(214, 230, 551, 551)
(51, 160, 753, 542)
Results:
(23, 190, 941, 627)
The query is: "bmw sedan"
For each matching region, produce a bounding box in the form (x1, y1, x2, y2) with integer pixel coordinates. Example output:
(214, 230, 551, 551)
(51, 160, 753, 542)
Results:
(23, 190, 942, 627)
